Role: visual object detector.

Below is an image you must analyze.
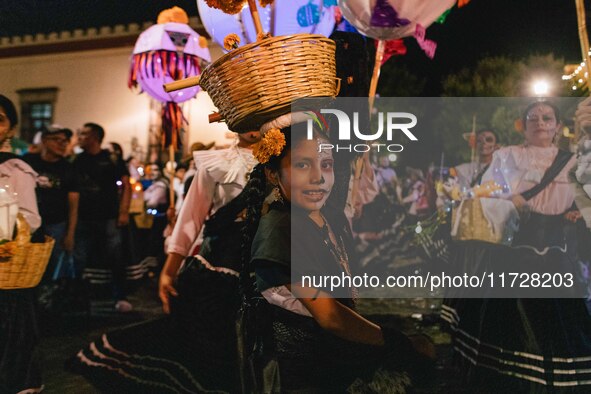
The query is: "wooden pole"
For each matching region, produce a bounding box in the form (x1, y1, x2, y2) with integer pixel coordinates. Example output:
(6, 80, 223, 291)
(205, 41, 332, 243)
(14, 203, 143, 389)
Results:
(247, 0, 264, 38)
(470, 115, 476, 166)
(576, 0, 591, 92)
(168, 144, 175, 209)
(575, 0, 591, 142)
(163, 75, 200, 93)
(351, 40, 386, 211)
(368, 39, 386, 115)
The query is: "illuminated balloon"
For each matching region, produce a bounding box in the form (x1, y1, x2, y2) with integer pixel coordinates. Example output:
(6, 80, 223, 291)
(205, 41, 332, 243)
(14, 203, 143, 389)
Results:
(337, 0, 456, 40)
(129, 22, 210, 103)
(197, 0, 336, 49)
(129, 21, 211, 147)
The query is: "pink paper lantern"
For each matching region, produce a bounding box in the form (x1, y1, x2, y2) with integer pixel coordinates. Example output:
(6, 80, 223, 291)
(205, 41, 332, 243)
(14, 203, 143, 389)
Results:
(128, 22, 211, 147)
(129, 22, 210, 103)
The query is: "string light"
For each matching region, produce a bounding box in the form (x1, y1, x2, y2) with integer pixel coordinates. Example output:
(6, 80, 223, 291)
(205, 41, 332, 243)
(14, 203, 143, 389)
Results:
(562, 51, 591, 91)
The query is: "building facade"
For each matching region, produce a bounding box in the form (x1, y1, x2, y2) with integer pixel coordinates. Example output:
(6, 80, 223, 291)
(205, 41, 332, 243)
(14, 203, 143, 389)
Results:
(0, 17, 233, 158)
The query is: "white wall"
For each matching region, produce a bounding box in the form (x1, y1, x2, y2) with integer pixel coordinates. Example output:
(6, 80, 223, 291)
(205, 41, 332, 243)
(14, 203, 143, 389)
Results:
(0, 43, 233, 157)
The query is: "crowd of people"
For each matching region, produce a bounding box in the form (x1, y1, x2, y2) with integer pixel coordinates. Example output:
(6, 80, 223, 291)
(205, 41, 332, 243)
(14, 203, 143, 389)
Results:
(2, 91, 591, 393)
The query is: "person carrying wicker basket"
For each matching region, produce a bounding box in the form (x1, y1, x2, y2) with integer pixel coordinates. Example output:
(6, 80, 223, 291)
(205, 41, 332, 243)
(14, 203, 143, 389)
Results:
(0, 94, 44, 394)
(243, 125, 436, 392)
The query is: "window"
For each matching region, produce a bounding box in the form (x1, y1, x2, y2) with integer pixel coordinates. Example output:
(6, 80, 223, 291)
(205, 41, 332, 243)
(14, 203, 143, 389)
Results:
(16, 87, 59, 142)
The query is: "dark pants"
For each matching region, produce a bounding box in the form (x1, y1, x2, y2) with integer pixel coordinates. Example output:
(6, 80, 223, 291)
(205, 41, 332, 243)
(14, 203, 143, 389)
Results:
(74, 219, 127, 301)
(42, 221, 68, 282)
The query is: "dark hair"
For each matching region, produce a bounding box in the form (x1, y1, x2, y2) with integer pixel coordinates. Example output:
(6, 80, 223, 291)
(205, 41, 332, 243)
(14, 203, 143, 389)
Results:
(84, 122, 105, 143)
(176, 162, 189, 171)
(522, 101, 561, 127)
(0, 94, 18, 128)
(476, 128, 500, 144)
(110, 142, 123, 159)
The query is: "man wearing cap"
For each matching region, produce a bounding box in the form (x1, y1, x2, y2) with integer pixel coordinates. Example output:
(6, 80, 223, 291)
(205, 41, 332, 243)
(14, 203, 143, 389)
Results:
(24, 126, 79, 286)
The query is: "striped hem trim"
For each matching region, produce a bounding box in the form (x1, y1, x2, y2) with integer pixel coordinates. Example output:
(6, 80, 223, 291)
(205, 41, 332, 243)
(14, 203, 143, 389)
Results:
(75, 334, 223, 393)
(16, 386, 44, 394)
(443, 304, 591, 387)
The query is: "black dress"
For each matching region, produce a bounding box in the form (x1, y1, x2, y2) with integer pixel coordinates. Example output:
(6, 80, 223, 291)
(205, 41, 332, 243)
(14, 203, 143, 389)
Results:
(252, 204, 413, 393)
(0, 289, 43, 393)
(442, 213, 591, 392)
(67, 197, 245, 393)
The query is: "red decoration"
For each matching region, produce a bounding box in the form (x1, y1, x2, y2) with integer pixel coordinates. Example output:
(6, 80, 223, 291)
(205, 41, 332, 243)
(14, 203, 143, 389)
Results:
(379, 39, 407, 64)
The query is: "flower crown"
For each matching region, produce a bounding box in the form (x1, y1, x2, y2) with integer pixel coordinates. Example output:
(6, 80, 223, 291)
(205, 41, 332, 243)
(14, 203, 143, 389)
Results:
(252, 128, 286, 164)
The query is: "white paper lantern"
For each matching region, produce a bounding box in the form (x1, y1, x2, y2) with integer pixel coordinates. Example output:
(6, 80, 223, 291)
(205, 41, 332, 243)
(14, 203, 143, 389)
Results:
(337, 0, 456, 40)
(197, 0, 336, 49)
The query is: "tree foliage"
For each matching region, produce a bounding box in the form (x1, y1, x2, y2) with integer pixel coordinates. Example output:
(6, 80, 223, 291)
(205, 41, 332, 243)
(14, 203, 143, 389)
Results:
(440, 54, 572, 164)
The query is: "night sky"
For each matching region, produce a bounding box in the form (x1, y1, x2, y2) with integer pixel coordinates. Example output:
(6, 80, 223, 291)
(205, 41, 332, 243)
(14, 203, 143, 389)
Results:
(0, 0, 584, 93)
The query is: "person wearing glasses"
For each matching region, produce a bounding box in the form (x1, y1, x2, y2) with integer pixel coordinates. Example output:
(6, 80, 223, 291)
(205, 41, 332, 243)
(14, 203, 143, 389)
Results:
(24, 125, 79, 291)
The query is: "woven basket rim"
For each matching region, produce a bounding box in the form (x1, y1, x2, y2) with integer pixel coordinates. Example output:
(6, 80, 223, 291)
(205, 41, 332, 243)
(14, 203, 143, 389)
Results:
(199, 33, 337, 133)
(201, 33, 336, 80)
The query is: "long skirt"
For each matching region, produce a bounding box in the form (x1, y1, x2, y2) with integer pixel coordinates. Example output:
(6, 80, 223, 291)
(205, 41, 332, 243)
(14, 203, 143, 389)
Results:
(442, 214, 591, 392)
(267, 305, 414, 393)
(0, 289, 43, 394)
(68, 259, 241, 393)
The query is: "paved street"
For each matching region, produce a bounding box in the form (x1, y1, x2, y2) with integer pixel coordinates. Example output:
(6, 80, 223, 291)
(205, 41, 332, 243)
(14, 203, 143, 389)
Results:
(38, 236, 461, 393)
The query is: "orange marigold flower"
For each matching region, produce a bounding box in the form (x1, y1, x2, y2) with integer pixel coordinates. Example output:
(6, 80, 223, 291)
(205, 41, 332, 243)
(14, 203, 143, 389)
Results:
(199, 36, 208, 49)
(205, 0, 245, 15)
(252, 128, 286, 164)
(224, 33, 241, 51)
(259, 0, 274, 7)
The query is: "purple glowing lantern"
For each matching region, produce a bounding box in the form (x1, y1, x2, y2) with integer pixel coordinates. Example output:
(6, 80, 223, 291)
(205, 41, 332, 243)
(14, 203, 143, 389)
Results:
(129, 21, 211, 147)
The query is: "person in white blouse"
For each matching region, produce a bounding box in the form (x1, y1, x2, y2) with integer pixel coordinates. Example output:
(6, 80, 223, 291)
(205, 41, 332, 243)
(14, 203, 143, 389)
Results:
(0, 94, 43, 394)
(0, 98, 40, 231)
(445, 101, 591, 392)
(159, 131, 260, 313)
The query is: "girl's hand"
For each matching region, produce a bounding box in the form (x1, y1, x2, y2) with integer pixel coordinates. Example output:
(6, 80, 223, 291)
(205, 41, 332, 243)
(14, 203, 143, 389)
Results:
(511, 194, 530, 220)
(565, 210, 582, 223)
(158, 272, 178, 314)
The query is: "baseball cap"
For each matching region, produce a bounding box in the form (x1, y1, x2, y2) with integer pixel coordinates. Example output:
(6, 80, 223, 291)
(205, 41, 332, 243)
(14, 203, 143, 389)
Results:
(41, 124, 73, 139)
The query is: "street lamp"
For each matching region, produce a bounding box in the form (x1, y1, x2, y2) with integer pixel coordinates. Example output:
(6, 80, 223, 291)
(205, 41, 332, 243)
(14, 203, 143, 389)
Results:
(532, 80, 550, 97)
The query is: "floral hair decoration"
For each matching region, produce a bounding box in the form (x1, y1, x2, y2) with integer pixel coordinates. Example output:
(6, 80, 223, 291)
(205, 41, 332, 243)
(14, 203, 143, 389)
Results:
(252, 128, 286, 164)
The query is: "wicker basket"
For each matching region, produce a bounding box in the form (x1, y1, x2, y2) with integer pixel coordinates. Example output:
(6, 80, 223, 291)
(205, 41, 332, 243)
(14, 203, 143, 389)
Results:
(0, 215, 54, 289)
(451, 198, 516, 245)
(200, 34, 339, 133)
